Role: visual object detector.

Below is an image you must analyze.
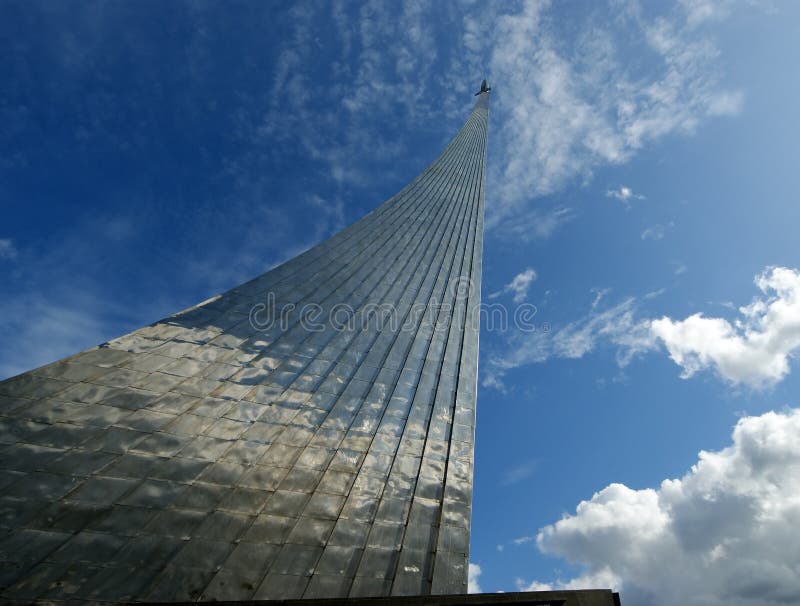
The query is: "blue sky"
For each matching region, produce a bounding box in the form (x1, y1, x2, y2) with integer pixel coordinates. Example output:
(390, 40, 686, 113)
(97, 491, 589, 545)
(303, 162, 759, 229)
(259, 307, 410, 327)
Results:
(3, 2, 800, 604)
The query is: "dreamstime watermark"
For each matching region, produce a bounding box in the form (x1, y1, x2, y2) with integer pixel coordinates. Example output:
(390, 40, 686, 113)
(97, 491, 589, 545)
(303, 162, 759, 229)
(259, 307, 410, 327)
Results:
(249, 277, 549, 334)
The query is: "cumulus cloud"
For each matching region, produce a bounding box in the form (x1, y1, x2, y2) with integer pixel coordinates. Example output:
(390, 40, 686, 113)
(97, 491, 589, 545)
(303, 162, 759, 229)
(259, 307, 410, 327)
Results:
(468, 562, 483, 593)
(520, 568, 622, 594)
(521, 408, 800, 606)
(652, 266, 800, 388)
(491, 268, 538, 303)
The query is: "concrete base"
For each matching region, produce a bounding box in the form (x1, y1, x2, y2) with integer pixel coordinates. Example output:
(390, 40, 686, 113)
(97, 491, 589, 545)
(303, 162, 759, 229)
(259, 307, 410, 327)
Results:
(138, 589, 621, 606)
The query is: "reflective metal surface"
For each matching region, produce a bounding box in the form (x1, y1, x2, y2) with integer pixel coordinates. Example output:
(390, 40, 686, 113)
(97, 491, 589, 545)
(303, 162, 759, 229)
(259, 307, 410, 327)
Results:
(0, 91, 489, 601)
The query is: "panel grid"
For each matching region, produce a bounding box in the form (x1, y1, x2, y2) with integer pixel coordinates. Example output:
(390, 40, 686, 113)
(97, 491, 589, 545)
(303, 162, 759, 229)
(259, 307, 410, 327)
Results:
(0, 92, 489, 602)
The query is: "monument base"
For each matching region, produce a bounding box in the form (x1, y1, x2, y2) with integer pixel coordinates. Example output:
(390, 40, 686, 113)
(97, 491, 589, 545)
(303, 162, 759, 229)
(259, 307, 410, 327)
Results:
(138, 589, 621, 606)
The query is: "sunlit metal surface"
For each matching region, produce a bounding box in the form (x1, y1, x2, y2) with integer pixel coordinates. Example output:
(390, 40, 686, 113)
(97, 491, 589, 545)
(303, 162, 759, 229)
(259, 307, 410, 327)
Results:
(0, 91, 489, 601)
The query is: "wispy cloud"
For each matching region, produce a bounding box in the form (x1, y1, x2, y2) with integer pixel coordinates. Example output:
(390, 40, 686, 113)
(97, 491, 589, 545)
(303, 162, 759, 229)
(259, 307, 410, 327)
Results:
(485, 266, 800, 391)
(0, 293, 126, 379)
(680, 0, 738, 28)
(591, 287, 612, 310)
(606, 185, 645, 207)
(706, 89, 745, 116)
(484, 0, 744, 234)
(484, 296, 655, 390)
(491, 268, 538, 304)
(500, 460, 538, 486)
(493, 206, 576, 243)
(641, 222, 674, 241)
(0, 238, 18, 260)
(254, 2, 453, 191)
(236, 1, 747, 240)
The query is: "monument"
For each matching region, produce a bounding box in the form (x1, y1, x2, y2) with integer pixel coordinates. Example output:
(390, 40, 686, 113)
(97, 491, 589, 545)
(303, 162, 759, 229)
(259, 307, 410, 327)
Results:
(0, 82, 619, 605)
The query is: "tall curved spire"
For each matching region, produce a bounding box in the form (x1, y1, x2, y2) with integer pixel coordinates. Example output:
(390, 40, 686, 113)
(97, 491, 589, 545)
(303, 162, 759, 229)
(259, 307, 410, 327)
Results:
(0, 88, 489, 601)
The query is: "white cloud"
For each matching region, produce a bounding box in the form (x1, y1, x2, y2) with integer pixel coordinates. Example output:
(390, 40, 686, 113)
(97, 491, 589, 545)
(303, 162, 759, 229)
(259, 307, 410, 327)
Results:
(493, 206, 576, 243)
(591, 287, 611, 310)
(519, 568, 622, 593)
(485, 0, 744, 234)
(468, 562, 483, 593)
(522, 408, 800, 606)
(680, 0, 737, 28)
(644, 288, 666, 300)
(242, 1, 746, 242)
(0, 238, 18, 260)
(641, 226, 664, 241)
(307, 194, 347, 238)
(641, 223, 672, 241)
(0, 294, 121, 379)
(255, 2, 443, 190)
(491, 268, 538, 303)
(606, 186, 645, 206)
(484, 297, 655, 390)
(652, 266, 800, 388)
(493, 532, 537, 553)
(707, 90, 745, 116)
(486, 267, 800, 391)
(501, 460, 538, 486)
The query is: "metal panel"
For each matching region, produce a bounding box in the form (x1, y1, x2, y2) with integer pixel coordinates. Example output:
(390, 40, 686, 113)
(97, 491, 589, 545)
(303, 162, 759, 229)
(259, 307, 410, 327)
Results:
(0, 89, 489, 601)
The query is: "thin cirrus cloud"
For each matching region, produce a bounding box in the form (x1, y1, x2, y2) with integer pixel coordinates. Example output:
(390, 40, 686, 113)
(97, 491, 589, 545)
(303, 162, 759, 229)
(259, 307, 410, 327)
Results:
(672, 262, 688, 275)
(500, 460, 539, 486)
(484, 0, 743, 234)
(483, 296, 655, 390)
(640, 222, 674, 241)
(520, 407, 800, 606)
(0, 238, 18, 260)
(492, 207, 576, 244)
(259, 1, 745, 240)
(641, 225, 666, 241)
(0, 293, 119, 380)
(485, 266, 800, 391)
